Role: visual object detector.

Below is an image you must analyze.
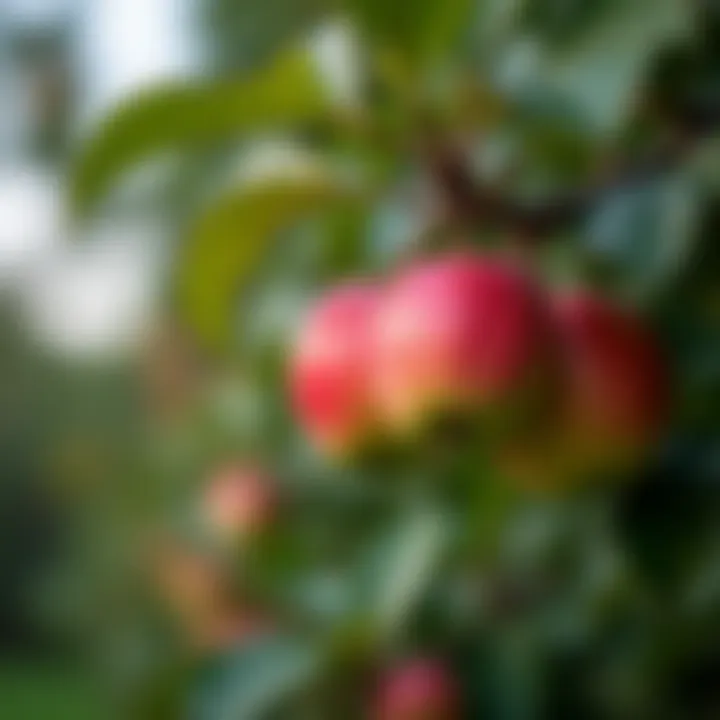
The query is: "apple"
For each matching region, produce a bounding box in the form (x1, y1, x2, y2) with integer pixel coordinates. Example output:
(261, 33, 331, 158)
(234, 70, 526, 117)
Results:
(500, 290, 670, 488)
(372, 658, 459, 719)
(290, 282, 380, 458)
(371, 252, 556, 436)
(556, 291, 670, 472)
(203, 464, 276, 540)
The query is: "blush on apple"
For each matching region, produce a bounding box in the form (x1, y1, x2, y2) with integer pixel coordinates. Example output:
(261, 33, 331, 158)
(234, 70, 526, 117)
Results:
(371, 252, 556, 437)
(372, 658, 459, 720)
(290, 283, 380, 458)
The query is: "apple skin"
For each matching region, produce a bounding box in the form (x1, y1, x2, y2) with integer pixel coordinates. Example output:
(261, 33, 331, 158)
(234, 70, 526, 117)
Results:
(370, 252, 557, 437)
(372, 658, 460, 720)
(500, 290, 671, 489)
(555, 291, 670, 473)
(290, 282, 380, 458)
(203, 464, 277, 540)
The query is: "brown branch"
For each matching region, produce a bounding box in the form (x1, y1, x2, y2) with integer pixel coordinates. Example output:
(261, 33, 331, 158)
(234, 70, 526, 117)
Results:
(427, 108, 719, 241)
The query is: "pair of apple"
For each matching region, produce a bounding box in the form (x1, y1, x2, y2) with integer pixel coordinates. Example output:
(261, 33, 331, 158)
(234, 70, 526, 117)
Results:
(290, 251, 669, 488)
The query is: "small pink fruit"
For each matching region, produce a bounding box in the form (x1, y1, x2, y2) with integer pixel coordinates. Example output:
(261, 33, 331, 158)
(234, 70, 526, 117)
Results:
(371, 252, 556, 435)
(204, 465, 276, 540)
(373, 658, 459, 720)
(290, 283, 380, 458)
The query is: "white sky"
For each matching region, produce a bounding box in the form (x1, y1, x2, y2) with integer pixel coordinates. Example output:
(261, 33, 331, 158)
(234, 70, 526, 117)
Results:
(21, 226, 160, 359)
(77, 0, 198, 122)
(0, 0, 195, 359)
(1, 0, 70, 27)
(0, 2, 355, 360)
(0, 167, 59, 281)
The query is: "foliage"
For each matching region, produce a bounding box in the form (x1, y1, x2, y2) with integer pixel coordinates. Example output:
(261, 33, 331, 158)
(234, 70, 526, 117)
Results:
(68, 0, 720, 718)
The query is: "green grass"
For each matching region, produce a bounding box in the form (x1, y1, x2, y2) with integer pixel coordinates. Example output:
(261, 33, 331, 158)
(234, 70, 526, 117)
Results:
(0, 664, 103, 720)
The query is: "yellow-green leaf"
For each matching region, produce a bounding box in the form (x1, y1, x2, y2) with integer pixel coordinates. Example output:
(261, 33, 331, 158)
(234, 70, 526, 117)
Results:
(70, 47, 329, 217)
(538, 0, 690, 135)
(344, 0, 471, 68)
(176, 159, 360, 348)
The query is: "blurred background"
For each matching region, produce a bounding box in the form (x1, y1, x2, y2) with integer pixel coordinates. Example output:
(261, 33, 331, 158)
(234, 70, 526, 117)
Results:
(0, 1, 197, 715)
(1, 0, 720, 718)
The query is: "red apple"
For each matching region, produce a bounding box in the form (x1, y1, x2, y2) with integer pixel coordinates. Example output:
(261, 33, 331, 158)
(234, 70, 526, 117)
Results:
(500, 290, 670, 488)
(203, 464, 276, 540)
(371, 252, 556, 435)
(556, 291, 670, 471)
(290, 282, 380, 458)
(372, 658, 459, 720)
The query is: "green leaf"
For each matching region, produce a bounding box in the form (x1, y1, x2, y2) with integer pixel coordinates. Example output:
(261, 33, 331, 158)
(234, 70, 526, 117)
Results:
(131, 657, 198, 720)
(475, 0, 530, 52)
(193, 635, 324, 720)
(204, 0, 325, 71)
(69, 47, 330, 217)
(344, 0, 472, 67)
(356, 502, 452, 643)
(176, 155, 360, 348)
(617, 460, 719, 596)
(537, 0, 690, 135)
(521, 0, 611, 45)
(585, 176, 701, 302)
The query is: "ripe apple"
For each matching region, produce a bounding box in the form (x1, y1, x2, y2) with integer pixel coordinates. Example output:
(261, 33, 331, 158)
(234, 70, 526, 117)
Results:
(372, 658, 459, 720)
(371, 252, 556, 436)
(290, 282, 380, 458)
(203, 464, 276, 540)
(500, 290, 670, 488)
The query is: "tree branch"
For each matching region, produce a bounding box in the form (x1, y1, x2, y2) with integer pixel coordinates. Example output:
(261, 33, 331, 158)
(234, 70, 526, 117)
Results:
(428, 109, 719, 241)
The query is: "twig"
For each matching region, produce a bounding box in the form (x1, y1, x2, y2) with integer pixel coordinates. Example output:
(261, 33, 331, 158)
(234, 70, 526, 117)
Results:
(427, 108, 720, 241)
